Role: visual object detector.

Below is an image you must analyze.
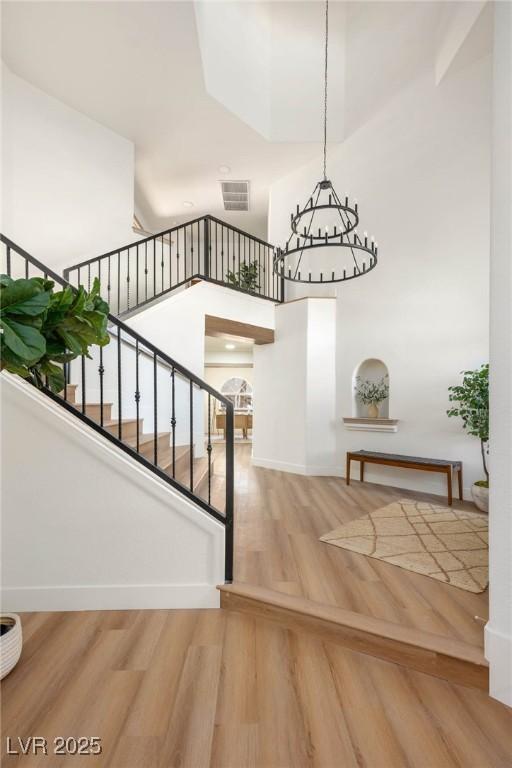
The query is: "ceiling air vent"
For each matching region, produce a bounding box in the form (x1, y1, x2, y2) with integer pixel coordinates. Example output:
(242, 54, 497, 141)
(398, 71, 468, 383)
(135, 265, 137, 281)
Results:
(221, 180, 250, 211)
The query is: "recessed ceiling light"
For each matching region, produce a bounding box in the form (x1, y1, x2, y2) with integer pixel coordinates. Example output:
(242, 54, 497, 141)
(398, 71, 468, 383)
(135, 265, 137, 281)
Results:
(183, 201, 194, 208)
(225, 343, 235, 350)
(219, 165, 231, 174)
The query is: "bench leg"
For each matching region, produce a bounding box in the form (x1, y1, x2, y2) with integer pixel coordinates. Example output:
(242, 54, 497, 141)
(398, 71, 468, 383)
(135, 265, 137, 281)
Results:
(458, 466, 463, 501)
(346, 455, 351, 486)
(360, 461, 365, 483)
(447, 467, 453, 506)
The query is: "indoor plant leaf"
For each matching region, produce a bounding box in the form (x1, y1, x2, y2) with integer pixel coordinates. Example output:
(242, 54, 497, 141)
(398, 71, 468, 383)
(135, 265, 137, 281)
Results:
(0, 278, 52, 317)
(0, 317, 46, 362)
(39, 359, 65, 393)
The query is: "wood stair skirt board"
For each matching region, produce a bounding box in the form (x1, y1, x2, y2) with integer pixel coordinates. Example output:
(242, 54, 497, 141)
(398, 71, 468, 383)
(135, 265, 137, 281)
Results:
(218, 583, 488, 691)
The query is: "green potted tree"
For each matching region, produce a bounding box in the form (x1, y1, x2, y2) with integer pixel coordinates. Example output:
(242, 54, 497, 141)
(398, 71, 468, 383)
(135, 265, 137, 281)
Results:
(226, 262, 260, 293)
(447, 363, 489, 512)
(355, 375, 389, 418)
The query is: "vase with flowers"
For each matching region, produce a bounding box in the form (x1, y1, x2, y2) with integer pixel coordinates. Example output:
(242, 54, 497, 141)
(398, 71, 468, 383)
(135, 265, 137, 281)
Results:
(355, 375, 389, 418)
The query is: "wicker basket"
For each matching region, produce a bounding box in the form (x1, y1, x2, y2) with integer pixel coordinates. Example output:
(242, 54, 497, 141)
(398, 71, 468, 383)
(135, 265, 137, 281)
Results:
(0, 614, 22, 680)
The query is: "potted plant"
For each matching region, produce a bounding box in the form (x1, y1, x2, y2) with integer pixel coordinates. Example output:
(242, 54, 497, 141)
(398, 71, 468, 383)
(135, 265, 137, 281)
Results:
(226, 262, 260, 293)
(355, 374, 389, 418)
(447, 363, 489, 512)
(0, 614, 22, 679)
(0, 275, 110, 393)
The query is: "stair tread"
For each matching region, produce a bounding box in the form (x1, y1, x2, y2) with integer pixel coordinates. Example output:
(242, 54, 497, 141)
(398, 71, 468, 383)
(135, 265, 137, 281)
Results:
(103, 418, 140, 427)
(72, 401, 114, 408)
(162, 454, 210, 489)
(125, 431, 171, 447)
(160, 449, 202, 473)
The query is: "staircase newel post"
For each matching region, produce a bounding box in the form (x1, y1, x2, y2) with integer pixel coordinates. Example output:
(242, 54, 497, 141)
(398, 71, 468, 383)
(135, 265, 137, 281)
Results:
(203, 217, 210, 279)
(224, 401, 234, 583)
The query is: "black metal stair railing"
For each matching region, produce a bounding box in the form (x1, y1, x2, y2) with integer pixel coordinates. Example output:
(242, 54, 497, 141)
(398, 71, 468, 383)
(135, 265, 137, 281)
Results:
(63, 215, 283, 316)
(1, 234, 235, 582)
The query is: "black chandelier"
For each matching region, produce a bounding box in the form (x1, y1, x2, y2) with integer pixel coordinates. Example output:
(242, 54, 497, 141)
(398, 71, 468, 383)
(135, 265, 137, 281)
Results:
(273, 0, 379, 285)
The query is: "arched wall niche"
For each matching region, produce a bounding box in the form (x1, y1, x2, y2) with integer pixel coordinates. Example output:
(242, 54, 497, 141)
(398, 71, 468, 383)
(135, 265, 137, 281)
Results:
(352, 358, 390, 418)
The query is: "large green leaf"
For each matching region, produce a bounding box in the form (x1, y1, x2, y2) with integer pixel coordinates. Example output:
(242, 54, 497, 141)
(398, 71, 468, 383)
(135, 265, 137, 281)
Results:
(0, 344, 32, 377)
(39, 360, 65, 393)
(45, 286, 75, 326)
(0, 278, 52, 317)
(0, 317, 46, 362)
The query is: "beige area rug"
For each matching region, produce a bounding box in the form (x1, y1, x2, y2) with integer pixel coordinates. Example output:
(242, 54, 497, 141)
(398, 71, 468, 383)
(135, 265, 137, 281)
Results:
(320, 499, 488, 593)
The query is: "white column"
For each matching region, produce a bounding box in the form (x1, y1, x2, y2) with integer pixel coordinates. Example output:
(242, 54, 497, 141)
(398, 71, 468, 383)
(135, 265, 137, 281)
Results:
(485, 0, 512, 708)
(252, 298, 337, 475)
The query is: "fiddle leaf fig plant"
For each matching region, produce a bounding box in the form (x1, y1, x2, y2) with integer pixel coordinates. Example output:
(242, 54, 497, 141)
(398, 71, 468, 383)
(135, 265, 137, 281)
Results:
(0, 275, 110, 394)
(226, 262, 260, 293)
(447, 363, 489, 484)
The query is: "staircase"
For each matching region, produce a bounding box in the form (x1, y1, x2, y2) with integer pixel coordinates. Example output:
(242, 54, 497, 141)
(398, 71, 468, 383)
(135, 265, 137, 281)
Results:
(63, 383, 212, 496)
(2, 217, 280, 586)
(1, 233, 235, 581)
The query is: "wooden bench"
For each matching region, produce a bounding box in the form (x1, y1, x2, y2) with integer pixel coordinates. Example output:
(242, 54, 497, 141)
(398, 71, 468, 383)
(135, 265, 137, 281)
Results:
(346, 450, 463, 506)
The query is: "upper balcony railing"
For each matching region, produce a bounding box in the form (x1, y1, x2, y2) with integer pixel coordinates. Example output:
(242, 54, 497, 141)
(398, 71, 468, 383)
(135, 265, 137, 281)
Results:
(63, 215, 283, 316)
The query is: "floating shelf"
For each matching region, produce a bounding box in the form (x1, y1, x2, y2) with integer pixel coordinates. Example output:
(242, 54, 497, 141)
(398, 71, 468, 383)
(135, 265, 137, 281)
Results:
(343, 417, 398, 433)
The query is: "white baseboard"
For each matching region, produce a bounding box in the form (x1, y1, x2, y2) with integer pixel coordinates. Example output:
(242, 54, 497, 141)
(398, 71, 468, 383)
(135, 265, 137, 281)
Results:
(251, 455, 475, 501)
(485, 623, 512, 707)
(1, 583, 220, 613)
(251, 456, 343, 477)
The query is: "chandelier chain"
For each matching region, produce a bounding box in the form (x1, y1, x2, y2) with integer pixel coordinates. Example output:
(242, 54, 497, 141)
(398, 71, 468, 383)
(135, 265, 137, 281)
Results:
(323, 0, 329, 180)
(274, 0, 378, 286)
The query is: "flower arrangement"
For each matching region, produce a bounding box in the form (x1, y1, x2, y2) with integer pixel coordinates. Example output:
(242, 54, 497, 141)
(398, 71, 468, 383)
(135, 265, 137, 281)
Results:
(355, 375, 389, 406)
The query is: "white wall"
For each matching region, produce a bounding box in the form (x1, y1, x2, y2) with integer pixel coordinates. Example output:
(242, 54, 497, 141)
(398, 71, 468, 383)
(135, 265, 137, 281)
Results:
(0, 374, 224, 611)
(485, 1, 512, 709)
(269, 56, 491, 496)
(1, 66, 135, 272)
(126, 281, 274, 456)
(253, 298, 337, 475)
(127, 280, 275, 375)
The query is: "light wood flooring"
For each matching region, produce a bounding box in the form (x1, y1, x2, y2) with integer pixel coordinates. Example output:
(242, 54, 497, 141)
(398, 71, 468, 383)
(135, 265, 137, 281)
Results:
(2, 609, 511, 768)
(226, 444, 488, 648)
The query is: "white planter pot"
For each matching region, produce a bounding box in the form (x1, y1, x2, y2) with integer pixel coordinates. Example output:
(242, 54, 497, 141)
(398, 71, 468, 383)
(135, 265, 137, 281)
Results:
(471, 483, 489, 514)
(0, 614, 23, 680)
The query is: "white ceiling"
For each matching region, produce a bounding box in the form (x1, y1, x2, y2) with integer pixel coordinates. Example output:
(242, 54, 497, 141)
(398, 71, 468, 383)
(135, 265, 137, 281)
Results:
(205, 336, 254, 354)
(2, 1, 490, 240)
